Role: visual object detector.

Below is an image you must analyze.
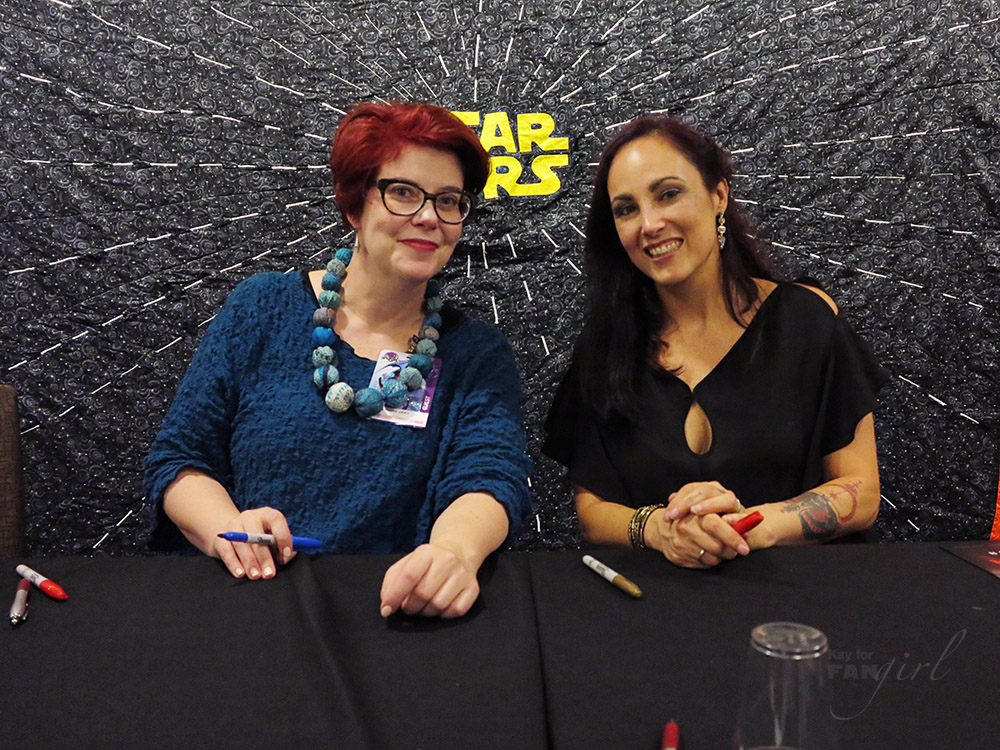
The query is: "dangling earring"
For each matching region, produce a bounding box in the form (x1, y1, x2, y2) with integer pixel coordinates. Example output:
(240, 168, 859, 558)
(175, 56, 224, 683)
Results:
(716, 213, 727, 250)
(353, 233, 360, 252)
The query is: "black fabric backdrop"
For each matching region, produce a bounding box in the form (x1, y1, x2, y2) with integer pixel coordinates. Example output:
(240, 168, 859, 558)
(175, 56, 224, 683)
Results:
(1, 0, 997, 555)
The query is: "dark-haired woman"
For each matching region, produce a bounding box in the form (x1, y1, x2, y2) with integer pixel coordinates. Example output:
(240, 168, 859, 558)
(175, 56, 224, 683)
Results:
(544, 116, 886, 568)
(146, 102, 530, 617)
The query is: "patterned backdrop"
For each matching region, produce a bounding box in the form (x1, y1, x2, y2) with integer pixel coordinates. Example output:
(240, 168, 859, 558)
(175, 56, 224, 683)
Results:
(2, 0, 997, 555)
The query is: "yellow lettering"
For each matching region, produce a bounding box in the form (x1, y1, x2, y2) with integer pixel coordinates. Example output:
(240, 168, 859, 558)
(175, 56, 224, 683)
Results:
(451, 111, 481, 128)
(484, 156, 527, 199)
(516, 113, 569, 152)
(525, 153, 569, 195)
(480, 112, 517, 154)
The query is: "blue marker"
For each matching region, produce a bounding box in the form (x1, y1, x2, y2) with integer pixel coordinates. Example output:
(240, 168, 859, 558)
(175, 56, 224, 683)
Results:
(217, 531, 324, 551)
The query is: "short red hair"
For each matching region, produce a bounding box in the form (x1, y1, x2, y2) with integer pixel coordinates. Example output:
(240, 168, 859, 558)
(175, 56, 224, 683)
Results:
(329, 101, 489, 225)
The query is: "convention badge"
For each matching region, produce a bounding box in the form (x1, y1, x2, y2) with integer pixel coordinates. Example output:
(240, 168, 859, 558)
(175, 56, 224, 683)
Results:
(368, 350, 441, 428)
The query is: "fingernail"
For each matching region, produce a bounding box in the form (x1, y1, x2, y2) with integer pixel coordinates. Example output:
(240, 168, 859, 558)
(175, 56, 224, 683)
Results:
(234, 567, 244, 577)
(667, 509, 679, 519)
(380, 605, 392, 618)
(249, 568, 260, 579)
(691, 504, 703, 514)
(263, 566, 274, 578)
(738, 543, 750, 555)
(283, 546, 292, 560)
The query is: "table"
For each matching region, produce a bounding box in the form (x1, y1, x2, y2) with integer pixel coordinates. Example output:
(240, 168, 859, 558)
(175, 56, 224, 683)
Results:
(528, 543, 1000, 749)
(0, 554, 547, 750)
(2, 543, 998, 749)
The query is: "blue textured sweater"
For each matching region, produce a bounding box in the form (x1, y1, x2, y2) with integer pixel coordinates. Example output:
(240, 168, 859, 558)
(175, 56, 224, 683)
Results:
(144, 271, 531, 553)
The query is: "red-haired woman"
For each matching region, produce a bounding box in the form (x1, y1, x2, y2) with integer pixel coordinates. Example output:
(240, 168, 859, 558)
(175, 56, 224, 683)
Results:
(146, 102, 530, 618)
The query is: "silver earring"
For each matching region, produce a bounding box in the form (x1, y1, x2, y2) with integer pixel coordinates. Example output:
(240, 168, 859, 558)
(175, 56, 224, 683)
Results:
(717, 213, 727, 249)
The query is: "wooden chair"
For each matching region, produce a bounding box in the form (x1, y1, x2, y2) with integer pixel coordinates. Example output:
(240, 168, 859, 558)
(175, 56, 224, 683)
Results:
(0, 384, 26, 557)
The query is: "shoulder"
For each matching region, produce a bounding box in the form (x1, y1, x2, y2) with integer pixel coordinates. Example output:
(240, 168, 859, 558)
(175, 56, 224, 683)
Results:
(791, 281, 839, 314)
(228, 271, 301, 305)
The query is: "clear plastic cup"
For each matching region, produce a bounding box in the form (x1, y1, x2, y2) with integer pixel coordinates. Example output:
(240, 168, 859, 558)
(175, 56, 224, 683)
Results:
(733, 622, 836, 750)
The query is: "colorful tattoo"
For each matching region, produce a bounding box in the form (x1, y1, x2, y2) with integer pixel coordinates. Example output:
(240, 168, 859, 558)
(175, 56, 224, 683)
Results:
(828, 480, 861, 522)
(782, 492, 839, 541)
(781, 481, 863, 540)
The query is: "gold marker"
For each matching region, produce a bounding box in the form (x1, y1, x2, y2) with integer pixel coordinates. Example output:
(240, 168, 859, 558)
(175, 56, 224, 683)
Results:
(582, 555, 642, 598)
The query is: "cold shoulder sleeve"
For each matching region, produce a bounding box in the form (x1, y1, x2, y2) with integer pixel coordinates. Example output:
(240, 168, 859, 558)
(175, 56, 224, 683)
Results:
(429, 320, 532, 539)
(143, 274, 275, 547)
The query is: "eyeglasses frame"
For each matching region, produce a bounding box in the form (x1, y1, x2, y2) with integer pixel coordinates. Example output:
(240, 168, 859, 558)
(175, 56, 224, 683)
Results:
(373, 178, 474, 225)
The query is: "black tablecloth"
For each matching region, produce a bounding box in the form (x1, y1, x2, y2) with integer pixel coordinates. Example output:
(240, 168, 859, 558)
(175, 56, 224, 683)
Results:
(0, 554, 547, 750)
(2, 544, 998, 749)
(528, 543, 1000, 750)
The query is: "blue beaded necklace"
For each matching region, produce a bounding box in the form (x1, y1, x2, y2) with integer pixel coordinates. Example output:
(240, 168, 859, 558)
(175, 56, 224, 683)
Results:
(310, 247, 444, 418)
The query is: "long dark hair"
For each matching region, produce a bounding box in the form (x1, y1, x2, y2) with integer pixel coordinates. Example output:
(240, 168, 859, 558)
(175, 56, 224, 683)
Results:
(578, 116, 778, 422)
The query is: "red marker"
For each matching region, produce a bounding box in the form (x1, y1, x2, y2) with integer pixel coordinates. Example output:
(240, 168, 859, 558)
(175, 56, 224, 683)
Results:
(16, 564, 68, 600)
(661, 719, 680, 750)
(730, 510, 764, 537)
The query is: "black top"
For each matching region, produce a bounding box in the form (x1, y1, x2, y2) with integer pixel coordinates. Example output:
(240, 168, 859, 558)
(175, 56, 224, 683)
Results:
(543, 283, 889, 508)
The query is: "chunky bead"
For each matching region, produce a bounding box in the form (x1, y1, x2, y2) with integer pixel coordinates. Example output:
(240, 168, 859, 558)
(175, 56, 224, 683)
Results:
(312, 346, 337, 366)
(334, 247, 353, 265)
(312, 327, 337, 347)
(420, 325, 439, 342)
(415, 339, 437, 357)
(382, 379, 409, 408)
(325, 258, 347, 276)
(354, 387, 385, 418)
(318, 290, 341, 309)
(399, 366, 424, 390)
(423, 312, 442, 329)
(325, 382, 354, 413)
(321, 272, 342, 292)
(425, 280, 440, 298)
(408, 353, 433, 377)
(424, 296, 443, 313)
(313, 307, 336, 327)
(312, 365, 339, 389)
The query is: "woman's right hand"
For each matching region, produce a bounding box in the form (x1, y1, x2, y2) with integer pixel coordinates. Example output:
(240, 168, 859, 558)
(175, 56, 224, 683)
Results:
(208, 507, 297, 580)
(644, 506, 749, 568)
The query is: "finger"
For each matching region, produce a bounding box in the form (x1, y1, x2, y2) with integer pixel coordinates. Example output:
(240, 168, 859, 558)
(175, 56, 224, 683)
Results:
(665, 483, 717, 519)
(215, 541, 246, 578)
(419, 571, 471, 618)
(238, 513, 279, 578)
(380, 550, 434, 617)
(702, 515, 751, 556)
(233, 542, 270, 580)
(440, 584, 479, 619)
(689, 490, 742, 517)
(258, 508, 295, 565)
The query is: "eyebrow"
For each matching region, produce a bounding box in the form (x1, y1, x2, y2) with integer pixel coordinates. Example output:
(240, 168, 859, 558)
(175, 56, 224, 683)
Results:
(611, 175, 686, 203)
(382, 177, 466, 193)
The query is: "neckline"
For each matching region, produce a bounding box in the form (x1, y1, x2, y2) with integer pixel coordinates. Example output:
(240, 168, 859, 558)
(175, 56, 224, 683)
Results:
(661, 282, 784, 393)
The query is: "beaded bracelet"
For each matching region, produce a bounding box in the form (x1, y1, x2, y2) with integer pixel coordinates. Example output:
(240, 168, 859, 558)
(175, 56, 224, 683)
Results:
(628, 504, 665, 549)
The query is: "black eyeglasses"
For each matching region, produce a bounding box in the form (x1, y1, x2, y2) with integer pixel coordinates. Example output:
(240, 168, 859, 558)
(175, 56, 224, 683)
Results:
(374, 179, 473, 224)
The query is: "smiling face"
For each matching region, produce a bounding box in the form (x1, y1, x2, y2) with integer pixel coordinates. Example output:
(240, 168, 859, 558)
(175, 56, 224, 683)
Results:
(349, 144, 465, 285)
(606, 133, 729, 291)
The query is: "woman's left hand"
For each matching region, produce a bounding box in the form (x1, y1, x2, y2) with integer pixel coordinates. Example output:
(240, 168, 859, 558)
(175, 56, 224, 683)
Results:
(664, 480, 743, 521)
(379, 543, 480, 619)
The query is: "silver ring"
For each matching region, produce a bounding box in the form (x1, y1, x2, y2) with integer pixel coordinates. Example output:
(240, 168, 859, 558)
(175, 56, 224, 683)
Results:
(698, 548, 706, 561)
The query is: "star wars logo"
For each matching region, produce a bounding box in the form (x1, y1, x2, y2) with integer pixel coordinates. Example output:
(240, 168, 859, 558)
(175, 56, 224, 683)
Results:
(453, 111, 569, 199)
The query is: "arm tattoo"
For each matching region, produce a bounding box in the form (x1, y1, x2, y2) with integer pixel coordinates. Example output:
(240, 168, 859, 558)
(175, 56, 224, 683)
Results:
(781, 492, 839, 541)
(781, 481, 863, 541)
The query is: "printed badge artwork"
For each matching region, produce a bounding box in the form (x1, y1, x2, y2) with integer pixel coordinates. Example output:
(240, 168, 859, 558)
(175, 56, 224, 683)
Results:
(369, 350, 441, 428)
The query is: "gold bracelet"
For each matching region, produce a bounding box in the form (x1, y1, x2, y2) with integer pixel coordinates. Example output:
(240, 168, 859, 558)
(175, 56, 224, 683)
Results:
(628, 504, 665, 548)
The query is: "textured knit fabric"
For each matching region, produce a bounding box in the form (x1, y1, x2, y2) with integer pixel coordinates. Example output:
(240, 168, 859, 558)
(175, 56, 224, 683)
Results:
(145, 271, 531, 553)
(543, 283, 888, 509)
